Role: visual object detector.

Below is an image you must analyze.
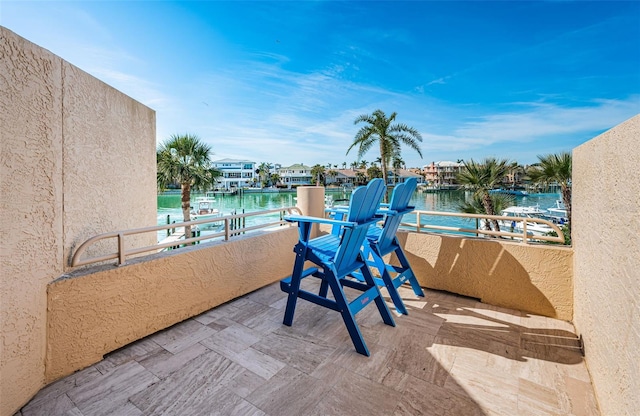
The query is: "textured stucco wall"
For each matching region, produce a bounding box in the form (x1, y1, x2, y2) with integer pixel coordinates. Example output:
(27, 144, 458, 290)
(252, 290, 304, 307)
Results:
(0, 26, 64, 416)
(572, 114, 639, 415)
(0, 27, 156, 415)
(62, 63, 157, 264)
(46, 228, 297, 381)
(398, 232, 573, 320)
(45, 224, 572, 384)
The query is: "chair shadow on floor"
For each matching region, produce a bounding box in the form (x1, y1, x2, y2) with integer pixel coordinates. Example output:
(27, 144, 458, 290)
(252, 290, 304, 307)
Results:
(395, 286, 584, 365)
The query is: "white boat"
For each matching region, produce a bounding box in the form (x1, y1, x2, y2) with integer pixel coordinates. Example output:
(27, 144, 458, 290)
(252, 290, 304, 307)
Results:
(498, 205, 555, 236)
(190, 192, 221, 221)
(545, 200, 568, 225)
(190, 201, 221, 221)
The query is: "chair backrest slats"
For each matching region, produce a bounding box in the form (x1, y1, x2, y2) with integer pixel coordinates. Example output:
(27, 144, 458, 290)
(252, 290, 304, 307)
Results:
(333, 178, 384, 272)
(375, 178, 417, 253)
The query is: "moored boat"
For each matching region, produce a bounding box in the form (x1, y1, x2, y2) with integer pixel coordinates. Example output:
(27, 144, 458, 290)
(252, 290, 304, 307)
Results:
(190, 192, 221, 221)
(544, 200, 569, 224)
(499, 205, 555, 236)
(191, 201, 220, 221)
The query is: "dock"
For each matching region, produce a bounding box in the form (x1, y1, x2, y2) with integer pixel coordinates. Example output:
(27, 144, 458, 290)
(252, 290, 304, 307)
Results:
(158, 227, 186, 246)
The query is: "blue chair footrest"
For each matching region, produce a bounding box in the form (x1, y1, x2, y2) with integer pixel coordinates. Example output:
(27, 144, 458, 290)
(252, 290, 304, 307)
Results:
(280, 267, 319, 291)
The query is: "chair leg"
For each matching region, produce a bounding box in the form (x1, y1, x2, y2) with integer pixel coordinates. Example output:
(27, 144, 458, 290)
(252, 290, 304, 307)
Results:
(318, 269, 330, 298)
(394, 243, 425, 298)
(325, 271, 370, 356)
(367, 246, 408, 315)
(358, 262, 396, 327)
(282, 244, 307, 326)
(362, 245, 409, 315)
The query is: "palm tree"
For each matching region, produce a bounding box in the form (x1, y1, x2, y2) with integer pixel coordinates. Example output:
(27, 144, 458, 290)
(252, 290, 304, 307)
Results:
(257, 162, 272, 187)
(456, 158, 511, 231)
(348, 109, 423, 191)
(311, 164, 326, 186)
(527, 152, 572, 228)
(367, 165, 382, 180)
(157, 133, 221, 238)
(350, 161, 358, 170)
(391, 154, 405, 184)
(355, 171, 367, 185)
(458, 193, 514, 232)
(342, 162, 347, 169)
(327, 169, 339, 185)
(270, 173, 281, 187)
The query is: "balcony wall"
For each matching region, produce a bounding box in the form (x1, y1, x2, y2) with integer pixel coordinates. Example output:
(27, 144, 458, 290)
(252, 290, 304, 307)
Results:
(398, 232, 573, 320)
(0, 27, 156, 416)
(46, 228, 297, 382)
(572, 114, 639, 415)
(44, 226, 572, 386)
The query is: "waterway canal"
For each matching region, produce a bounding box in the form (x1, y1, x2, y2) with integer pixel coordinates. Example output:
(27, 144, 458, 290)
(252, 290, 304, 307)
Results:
(157, 189, 563, 242)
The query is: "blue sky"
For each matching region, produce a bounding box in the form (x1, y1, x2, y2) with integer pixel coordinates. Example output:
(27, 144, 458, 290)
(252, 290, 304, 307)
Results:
(3, 1, 639, 168)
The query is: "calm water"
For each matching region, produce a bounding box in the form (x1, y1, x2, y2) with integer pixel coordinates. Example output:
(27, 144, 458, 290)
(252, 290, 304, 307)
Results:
(157, 189, 562, 241)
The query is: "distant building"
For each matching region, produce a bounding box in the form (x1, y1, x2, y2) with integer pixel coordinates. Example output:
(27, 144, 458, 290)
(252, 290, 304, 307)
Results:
(326, 169, 359, 186)
(407, 167, 426, 182)
(423, 161, 464, 188)
(324, 168, 423, 187)
(211, 159, 257, 190)
(387, 168, 424, 185)
(277, 164, 313, 187)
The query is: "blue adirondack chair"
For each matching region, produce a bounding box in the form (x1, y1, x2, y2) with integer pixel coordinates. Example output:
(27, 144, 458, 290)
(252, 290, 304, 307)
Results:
(362, 178, 425, 315)
(280, 178, 395, 356)
(328, 178, 424, 315)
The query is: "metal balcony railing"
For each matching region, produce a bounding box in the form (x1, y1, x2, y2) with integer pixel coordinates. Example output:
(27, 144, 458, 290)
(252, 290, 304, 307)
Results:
(70, 207, 566, 269)
(401, 210, 566, 244)
(70, 207, 302, 268)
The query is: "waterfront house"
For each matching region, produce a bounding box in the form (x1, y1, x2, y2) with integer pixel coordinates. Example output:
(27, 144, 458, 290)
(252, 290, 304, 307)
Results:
(423, 161, 464, 188)
(277, 163, 313, 187)
(211, 158, 257, 190)
(2, 27, 638, 416)
(325, 169, 359, 186)
(386, 168, 424, 185)
(324, 168, 423, 187)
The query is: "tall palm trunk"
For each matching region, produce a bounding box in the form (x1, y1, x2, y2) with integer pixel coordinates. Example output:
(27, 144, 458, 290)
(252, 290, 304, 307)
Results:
(379, 142, 389, 202)
(481, 192, 500, 231)
(181, 183, 192, 239)
(561, 185, 572, 229)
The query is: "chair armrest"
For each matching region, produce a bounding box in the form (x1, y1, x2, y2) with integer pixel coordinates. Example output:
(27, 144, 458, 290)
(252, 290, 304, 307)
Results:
(324, 207, 349, 215)
(284, 215, 357, 229)
(378, 206, 415, 216)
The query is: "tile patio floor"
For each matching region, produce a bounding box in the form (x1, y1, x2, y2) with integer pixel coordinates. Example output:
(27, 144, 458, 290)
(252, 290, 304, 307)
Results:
(18, 281, 599, 415)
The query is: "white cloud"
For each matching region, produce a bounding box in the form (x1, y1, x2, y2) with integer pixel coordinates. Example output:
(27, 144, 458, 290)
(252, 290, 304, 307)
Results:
(454, 98, 639, 145)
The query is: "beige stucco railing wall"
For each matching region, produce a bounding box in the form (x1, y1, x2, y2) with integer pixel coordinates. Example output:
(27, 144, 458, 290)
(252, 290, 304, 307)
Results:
(397, 232, 573, 320)
(45, 225, 571, 385)
(572, 114, 639, 415)
(46, 228, 298, 382)
(0, 27, 156, 415)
